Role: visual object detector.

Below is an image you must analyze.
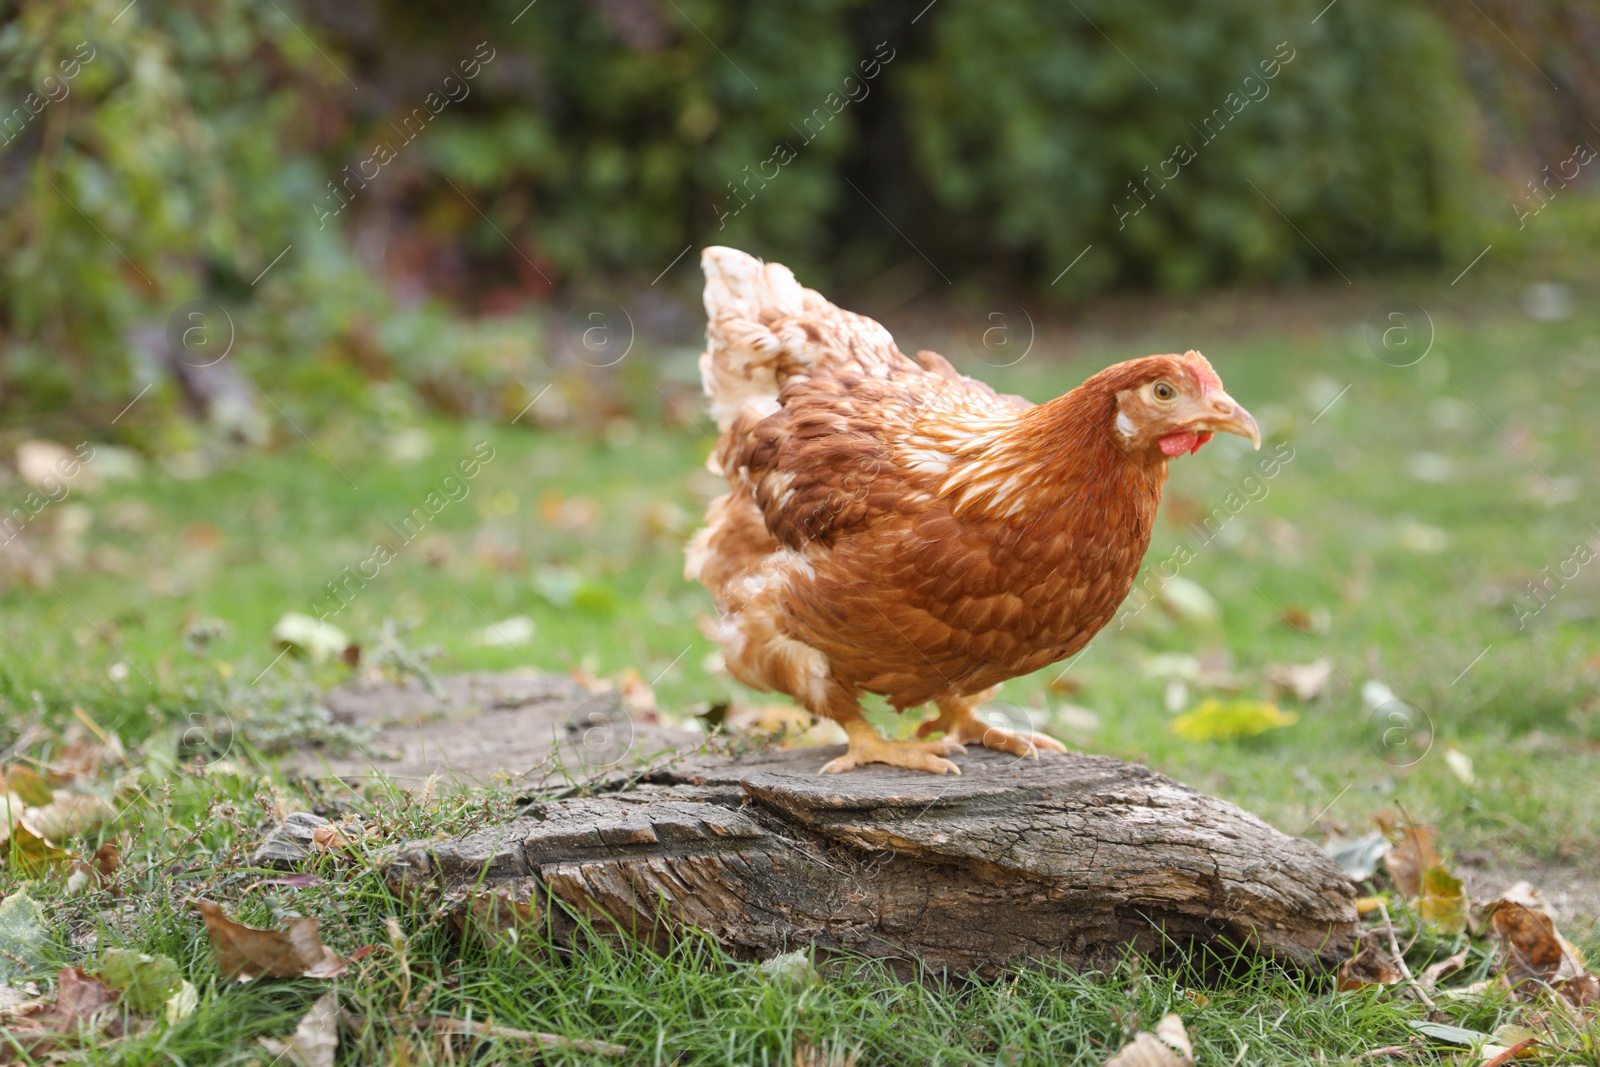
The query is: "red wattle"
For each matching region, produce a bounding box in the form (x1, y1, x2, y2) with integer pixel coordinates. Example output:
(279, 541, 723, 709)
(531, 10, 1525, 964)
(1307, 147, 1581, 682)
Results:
(1158, 432, 1199, 457)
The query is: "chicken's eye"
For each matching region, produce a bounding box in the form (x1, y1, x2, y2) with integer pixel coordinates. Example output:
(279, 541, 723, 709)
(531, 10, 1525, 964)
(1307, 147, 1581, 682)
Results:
(1152, 381, 1176, 401)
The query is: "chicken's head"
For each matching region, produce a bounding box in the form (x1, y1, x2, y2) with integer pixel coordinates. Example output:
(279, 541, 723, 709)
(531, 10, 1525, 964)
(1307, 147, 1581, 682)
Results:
(1110, 350, 1260, 458)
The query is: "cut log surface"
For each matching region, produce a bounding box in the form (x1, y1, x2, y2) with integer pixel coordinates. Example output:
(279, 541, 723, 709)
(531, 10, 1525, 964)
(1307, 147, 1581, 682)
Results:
(278, 670, 699, 788)
(383, 736, 1358, 976)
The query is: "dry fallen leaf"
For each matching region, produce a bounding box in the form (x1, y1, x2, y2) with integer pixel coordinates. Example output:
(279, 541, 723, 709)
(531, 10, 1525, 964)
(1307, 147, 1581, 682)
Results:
(16, 441, 99, 493)
(0, 967, 124, 1057)
(22, 790, 116, 840)
(1557, 972, 1599, 1008)
(310, 824, 351, 851)
(259, 990, 341, 1067)
(67, 844, 122, 897)
(1104, 1014, 1193, 1067)
(1490, 901, 1571, 987)
(1496, 881, 1550, 913)
(1419, 949, 1470, 991)
(1381, 822, 1440, 899)
(94, 843, 120, 880)
(1337, 942, 1404, 992)
(270, 612, 353, 664)
(1046, 672, 1084, 696)
(1353, 895, 1388, 916)
(1477, 1037, 1539, 1067)
(1418, 863, 1468, 934)
(51, 711, 128, 780)
(6, 820, 74, 874)
(1264, 659, 1334, 702)
(195, 899, 346, 981)
(1489, 900, 1593, 1005)
(1153, 1016, 1192, 1059)
(1276, 605, 1329, 633)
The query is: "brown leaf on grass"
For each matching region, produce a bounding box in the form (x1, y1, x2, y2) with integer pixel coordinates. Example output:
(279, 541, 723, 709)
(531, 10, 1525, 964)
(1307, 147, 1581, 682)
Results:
(43, 967, 119, 1028)
(258, 991, 340, 1067)
(1337, 942, 1404, 992)
(1489, 900, 1588, 1000)
(1557, 973, 1599, 1008)
(194, 899, 346, 981)
(1103, 1014, 1193, 1067)
(1277, 605, 1329, 633)
(50, 712, 128, 780)
(1264, 659, 1334, 702)
(1380, 822, 1440, 899)
(67, 844, 122, 897)
(1046, 672, 1084, 696)
(1419, 949, 1470, 991)
(23, 790, 116, 840)
(93, 844, 120, 879)
(310, 824, 350, 851)
(0, 967, 124, 1058)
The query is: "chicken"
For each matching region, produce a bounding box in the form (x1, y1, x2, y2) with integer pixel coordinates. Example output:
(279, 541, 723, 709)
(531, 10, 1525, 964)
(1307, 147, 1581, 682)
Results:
(685, 247, 1260, 775)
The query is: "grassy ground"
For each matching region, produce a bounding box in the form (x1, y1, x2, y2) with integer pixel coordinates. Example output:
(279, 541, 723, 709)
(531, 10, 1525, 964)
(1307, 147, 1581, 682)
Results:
(2, 274, 1598, 1063)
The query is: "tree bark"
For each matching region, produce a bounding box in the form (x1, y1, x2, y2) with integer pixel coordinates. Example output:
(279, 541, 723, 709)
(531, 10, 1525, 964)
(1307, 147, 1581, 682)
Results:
(384, 743, 1358, 976)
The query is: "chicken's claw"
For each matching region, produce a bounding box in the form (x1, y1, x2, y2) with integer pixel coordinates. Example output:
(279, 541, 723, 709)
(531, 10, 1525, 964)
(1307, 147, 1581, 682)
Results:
(975, 727, 1068, 759)
(917, 710, 1068, 759)
(818, 733, 965, 775)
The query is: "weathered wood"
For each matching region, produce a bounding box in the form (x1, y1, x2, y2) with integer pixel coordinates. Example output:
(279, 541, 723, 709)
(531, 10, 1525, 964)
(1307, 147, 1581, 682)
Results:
(278, 670, 700, 789)
(385, 742, 1358, 976)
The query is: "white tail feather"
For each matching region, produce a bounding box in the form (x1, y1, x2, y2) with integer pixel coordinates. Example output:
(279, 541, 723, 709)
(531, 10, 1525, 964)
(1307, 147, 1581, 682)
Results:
(699, 247, 808, 431)
(701, 246, 807, 321)
(698, 246, 909, 432)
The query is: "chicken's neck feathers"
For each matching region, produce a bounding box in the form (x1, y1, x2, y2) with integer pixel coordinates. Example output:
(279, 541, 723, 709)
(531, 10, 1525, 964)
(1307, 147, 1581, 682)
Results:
(932, 381, 1166, 525)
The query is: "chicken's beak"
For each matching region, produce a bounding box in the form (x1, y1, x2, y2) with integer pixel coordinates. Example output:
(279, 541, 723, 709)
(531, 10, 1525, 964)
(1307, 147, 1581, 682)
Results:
(1194, 391, 1261, 450)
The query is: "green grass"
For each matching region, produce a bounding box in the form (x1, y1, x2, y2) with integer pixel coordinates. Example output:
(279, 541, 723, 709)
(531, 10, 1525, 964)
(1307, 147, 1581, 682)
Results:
(2, 276, 1599, 1063)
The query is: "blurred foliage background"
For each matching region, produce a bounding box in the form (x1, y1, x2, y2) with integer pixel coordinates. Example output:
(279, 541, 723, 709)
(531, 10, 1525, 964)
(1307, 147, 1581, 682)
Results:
(0, 0, 1598, 424)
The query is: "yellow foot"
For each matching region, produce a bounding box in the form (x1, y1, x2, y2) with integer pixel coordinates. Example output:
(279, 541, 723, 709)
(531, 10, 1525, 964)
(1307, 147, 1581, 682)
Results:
(916, 710, 1068, 759)
(818, 732, 965, 775)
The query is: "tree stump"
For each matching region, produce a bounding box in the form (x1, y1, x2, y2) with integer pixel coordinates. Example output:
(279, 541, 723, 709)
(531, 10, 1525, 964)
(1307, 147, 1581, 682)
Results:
(385, 742, 1358, 976)
(277, 670, 699, 789)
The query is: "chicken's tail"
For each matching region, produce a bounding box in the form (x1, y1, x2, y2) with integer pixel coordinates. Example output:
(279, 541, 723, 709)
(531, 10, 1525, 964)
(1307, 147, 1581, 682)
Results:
(699, 246, 905, 432)
(699, 247, 810, 432)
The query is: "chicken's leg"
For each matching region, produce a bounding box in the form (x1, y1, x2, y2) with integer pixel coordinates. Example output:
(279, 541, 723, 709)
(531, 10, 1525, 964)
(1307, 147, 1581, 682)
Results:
(916, 692, 1067, 759)
(819, 711, 965, 775)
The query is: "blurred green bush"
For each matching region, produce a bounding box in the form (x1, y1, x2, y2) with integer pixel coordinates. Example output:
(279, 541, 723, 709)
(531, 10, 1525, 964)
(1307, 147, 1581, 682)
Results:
(0, 0, 1590, 418)
(0, 0, 336, 409)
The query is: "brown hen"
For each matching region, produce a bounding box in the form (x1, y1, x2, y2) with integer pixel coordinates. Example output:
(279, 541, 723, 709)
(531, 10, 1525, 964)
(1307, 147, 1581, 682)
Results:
(686, 247, 1260, 774)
